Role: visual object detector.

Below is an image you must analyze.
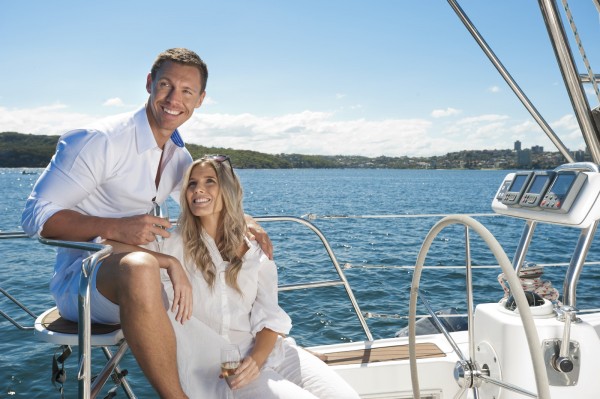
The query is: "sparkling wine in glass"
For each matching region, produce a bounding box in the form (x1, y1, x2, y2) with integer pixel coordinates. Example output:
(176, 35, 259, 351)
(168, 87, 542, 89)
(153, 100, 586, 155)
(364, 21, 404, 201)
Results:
(220, 344, 241, 396)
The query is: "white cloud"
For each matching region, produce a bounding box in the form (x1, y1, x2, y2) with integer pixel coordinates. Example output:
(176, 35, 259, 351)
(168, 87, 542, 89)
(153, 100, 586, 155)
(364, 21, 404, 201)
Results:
(553, 114, 578, 130)
(489, 86, 501, 93)
(0, 104, 588, 157)
(335, 93, 346, 100)
(180, 110, 438, 156)
(102, 97, 125, 107)
(437, 111, 589, 152)
(431, 107, 461, 118)
(455, 114, 509, 125)
(511, 119, 538, 133)
(0, 103, 96, 135)
(552, 113, 585, 147)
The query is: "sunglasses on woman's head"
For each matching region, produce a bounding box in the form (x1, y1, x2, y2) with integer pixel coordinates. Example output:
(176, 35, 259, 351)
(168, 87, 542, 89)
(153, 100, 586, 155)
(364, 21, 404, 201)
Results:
(203, 154, 234, 175)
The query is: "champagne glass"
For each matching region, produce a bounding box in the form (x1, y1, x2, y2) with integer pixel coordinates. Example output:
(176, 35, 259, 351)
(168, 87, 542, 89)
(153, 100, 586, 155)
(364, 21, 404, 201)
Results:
(220, 344, 241, 398)
(149, 199, 169, 250)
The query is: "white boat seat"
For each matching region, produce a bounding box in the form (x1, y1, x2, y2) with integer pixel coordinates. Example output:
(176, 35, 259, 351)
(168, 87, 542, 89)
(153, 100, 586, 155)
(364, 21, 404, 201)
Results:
(34, 307, 124, 347)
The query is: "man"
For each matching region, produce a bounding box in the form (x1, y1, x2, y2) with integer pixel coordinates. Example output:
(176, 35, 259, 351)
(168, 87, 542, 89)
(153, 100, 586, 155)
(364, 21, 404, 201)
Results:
(21, 48, 270, 398)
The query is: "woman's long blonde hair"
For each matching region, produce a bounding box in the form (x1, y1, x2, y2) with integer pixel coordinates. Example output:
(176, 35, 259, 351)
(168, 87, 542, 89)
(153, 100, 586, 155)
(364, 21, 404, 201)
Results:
(178, 156, 246, 292)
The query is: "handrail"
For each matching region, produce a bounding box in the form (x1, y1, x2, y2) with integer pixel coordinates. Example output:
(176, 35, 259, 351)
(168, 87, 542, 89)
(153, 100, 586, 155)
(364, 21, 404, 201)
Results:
(563, 220, 599, 307)
(554, 161, 600, 173)
(303, 212, 501, 220)
(38, 237, 113, 399)
(0, 288, 36, 331)
(255, 216, 374, 341)
(0, 231, 29, 239)
(38, 237, 109, 253)
(0, 232, 38, 330)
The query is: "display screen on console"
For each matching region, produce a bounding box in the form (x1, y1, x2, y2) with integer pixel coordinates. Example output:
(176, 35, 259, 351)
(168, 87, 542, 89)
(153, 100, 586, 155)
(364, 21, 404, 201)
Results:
(540, 171, 587, 213)
(501, 172, 533, 205)
(519, 171, 555, 207)
(509, 174, 529, 192)
(527, 174, 550, 194)
(550, 173, 576, 197)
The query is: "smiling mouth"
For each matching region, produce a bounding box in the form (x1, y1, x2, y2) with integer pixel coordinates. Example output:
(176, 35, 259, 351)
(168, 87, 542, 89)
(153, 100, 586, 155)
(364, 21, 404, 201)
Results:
(193, 198, 210, 204)
(163, 107, 182, 116)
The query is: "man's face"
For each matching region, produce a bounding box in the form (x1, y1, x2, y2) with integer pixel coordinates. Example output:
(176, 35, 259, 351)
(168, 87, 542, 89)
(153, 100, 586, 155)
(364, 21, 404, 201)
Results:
(146, 60, 205, 144)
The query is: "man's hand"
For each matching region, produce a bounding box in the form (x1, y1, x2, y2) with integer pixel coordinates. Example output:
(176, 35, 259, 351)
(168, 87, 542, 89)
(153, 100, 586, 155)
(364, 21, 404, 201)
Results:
(40, 209, 171, 245)
(244, 215, 273, 259)
(111, 214, 173, 245)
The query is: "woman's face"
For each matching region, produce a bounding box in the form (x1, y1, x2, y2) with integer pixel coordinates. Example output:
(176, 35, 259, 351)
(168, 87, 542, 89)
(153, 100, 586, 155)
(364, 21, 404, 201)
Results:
(185, 162, 223, 218)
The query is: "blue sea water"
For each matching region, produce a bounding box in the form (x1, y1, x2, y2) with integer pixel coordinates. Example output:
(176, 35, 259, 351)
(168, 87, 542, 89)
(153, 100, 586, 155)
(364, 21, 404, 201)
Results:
(2, 167, 600, 398)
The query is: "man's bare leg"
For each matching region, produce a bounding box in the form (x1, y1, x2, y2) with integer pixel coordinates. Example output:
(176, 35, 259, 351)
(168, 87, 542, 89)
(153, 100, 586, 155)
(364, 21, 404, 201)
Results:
(97, 252, 188, 399)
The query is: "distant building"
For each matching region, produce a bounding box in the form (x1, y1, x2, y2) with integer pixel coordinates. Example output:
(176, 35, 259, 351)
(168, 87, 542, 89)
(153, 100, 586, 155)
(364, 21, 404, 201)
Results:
(514, 140, 522, 151)
(531, 145, 544, 154)
(517, 149, 531, 167)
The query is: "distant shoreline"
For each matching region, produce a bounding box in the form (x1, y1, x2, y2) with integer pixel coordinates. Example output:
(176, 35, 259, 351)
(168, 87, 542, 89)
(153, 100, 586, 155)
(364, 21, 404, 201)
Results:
(0, 131, 580, 170)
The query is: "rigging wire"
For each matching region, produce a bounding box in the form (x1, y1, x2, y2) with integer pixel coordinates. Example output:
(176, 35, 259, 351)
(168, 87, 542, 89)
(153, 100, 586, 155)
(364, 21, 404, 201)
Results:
(561, 0, 600, 103)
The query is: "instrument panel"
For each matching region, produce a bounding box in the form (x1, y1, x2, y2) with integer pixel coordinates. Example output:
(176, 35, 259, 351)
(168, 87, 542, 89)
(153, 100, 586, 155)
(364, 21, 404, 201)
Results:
(492, 163, 600, 228)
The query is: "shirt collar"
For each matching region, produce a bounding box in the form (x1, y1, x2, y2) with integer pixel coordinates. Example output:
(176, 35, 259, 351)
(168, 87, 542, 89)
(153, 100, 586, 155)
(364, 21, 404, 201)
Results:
(134, 106, 157, 154)
(171, 129, 185, 147)
(133, 105, 186, 154)
(202, 231, 226, 266)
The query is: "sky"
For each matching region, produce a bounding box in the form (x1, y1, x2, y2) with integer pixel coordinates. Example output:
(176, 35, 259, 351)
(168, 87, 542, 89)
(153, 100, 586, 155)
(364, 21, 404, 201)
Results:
(1, 0, 599, 158)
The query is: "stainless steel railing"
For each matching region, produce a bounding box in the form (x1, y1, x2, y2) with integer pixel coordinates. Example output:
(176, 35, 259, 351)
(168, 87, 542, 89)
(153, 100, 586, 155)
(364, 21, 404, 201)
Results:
(36, 237, 114, 399)
(255, 216, 374, 341)
(0, 232, 37, 330)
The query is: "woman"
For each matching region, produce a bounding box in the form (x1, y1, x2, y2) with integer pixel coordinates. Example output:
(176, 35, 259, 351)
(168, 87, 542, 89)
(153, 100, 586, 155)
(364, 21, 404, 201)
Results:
(160, 155, 360, 398)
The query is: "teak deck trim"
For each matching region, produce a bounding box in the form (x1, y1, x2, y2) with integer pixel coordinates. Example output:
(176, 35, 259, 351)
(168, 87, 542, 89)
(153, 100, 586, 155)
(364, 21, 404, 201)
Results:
(323, 343, 445, 366)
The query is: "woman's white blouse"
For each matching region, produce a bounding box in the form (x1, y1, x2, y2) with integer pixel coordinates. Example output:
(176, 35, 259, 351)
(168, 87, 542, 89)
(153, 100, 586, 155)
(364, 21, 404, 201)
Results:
(161, 230, 292, 348)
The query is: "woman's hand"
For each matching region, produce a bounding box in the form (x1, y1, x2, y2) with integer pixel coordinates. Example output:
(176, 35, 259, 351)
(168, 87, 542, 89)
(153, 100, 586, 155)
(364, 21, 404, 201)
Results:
(166, 257, 193, 324)
(227, 355, 261, 390)
(99, 238, 192, 322)
(227, 328, 278, 389)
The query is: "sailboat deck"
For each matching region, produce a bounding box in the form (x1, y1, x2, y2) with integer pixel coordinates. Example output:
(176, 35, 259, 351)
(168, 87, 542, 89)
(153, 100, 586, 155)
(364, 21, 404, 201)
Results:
(323, 342, 445, 366)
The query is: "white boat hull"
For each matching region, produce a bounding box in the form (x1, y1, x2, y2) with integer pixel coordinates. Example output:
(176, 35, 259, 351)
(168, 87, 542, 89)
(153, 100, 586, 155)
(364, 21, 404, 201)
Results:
(310, 303, 600, 398)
